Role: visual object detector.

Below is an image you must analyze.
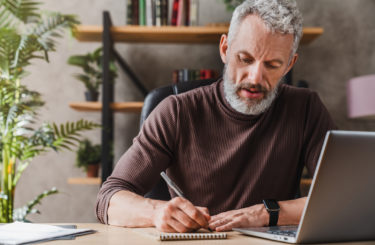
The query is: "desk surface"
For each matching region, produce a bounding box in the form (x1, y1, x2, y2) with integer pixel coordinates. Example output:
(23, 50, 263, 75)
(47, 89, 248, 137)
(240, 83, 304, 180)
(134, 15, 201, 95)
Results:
(48, 223, 375, 245)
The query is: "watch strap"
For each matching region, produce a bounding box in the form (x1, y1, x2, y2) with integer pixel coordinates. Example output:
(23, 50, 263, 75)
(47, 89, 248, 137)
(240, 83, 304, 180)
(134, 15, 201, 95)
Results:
(268, 210, 278, 226)
(263, 199, 280, 227)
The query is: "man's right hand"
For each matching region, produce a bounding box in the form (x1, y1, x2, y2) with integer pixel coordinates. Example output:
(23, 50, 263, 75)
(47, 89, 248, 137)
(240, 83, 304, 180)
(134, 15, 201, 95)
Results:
(152, 197, 211, 233)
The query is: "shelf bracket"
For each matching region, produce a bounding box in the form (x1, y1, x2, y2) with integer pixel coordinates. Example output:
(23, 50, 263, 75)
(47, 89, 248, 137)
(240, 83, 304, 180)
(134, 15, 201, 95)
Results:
(113, 50, 148, 97)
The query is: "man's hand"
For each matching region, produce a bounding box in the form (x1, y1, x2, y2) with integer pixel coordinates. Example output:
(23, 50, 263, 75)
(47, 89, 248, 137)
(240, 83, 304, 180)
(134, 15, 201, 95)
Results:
(209, 204, 268, 231)
(209, 198, 307, 231)
(152, 197, 211, 233)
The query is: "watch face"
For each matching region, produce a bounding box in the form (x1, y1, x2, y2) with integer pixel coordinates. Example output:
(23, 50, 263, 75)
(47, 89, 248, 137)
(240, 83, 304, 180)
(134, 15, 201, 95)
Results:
(263, 199, 280, 210)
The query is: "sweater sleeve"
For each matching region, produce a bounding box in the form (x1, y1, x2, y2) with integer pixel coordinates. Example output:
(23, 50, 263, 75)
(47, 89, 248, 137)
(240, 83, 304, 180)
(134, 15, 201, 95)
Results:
(302, 92, 337, 176)
(96, 95, 179, 224)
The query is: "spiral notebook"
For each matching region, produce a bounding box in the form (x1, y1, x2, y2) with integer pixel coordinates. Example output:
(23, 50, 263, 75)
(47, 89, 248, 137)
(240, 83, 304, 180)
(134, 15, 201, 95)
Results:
(133, 228, 227, 241)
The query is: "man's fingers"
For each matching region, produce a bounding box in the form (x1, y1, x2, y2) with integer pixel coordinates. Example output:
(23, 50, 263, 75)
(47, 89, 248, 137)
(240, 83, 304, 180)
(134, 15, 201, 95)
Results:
(197, 207, 211, 220)
(171, 208, 201, 230)
(172, 197, 209, 228)
(214, 220, 239, 232)
(167, 217, 195, 233)
(154, 197, 212, 232)
(159, 222, 178, 233)
(210, 211, 235, 223)
(210, 210, 234, 223)
(210, 215, 222, 223)
(209, 217, 231, 230)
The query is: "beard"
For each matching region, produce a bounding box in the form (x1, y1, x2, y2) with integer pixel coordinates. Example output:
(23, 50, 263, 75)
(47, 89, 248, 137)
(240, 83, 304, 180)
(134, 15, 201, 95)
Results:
(223, 64, 281, 115)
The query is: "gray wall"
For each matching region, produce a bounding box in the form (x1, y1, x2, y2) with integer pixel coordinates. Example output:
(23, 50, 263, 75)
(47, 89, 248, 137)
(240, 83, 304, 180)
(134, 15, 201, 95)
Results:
(14, 0, 375, 222)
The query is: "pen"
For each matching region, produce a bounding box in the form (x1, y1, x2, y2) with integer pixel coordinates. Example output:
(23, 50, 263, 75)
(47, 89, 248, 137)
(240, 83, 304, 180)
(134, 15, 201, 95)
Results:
(160, 171, 185, 198)
(160, 171, 213, 232)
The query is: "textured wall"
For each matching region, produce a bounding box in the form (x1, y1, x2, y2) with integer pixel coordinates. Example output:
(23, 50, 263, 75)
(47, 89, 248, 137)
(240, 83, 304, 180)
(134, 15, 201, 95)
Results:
(14, 0, 375, 222)
(296, 0, 375, 130)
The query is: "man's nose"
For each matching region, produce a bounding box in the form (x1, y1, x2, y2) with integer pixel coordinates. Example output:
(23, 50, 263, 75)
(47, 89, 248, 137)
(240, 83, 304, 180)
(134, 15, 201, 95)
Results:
(248, 63, 263, 85)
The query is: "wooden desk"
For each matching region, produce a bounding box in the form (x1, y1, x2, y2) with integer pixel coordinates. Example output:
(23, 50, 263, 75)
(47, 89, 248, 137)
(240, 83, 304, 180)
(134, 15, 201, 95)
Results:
(49, 223, 374, 245)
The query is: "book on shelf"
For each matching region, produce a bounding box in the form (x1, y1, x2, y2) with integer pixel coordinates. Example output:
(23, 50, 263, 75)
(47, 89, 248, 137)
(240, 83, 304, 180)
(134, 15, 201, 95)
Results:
(161, 0, 168, 25)
(155, 0, 162, 26)
(189, 0, 198, 26)
(171, 0, 179, 25)
(126, 0, 199, 26)
(132, 0, 139, 25)
(139, 0, 146, 25)
(176, 0, 185, 26)
(146, 0, 153, 26)
(184, 0, 190, 26)
(172, 68, 217, 84)
(126, 0, 133, 25)
(151, 0, 156, 25)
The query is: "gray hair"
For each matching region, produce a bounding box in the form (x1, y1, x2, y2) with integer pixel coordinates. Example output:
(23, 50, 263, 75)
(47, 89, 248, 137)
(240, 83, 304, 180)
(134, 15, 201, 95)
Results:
(227, 0, 303, 57)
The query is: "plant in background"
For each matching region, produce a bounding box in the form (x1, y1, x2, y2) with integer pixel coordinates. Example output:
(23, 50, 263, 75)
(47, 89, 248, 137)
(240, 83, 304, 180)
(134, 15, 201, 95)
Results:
(221, 0, 242, 11)
(67, 47, 117, 101)
(75, 139, 101, 177)
(0, 0, 99, 222)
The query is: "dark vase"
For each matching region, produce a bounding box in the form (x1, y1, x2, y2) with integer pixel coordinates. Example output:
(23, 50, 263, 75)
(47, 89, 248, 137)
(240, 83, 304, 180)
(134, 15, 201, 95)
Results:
(85, 91, 99, 101)
(87, 164, 100, 178)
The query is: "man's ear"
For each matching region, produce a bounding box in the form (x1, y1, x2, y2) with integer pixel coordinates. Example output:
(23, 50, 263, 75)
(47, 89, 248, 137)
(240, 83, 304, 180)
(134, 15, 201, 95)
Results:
(219, 34, 228, 64)
(284, 53, 298, 75)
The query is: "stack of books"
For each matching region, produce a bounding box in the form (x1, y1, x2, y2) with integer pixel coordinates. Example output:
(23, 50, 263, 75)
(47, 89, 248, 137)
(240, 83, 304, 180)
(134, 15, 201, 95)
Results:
(126, 0, 199, 26)
(172, 69, 217, 84)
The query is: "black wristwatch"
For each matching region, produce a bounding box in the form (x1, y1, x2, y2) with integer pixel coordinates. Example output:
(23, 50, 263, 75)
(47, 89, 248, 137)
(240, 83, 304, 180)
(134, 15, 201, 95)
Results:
(263, 199, 280, 226)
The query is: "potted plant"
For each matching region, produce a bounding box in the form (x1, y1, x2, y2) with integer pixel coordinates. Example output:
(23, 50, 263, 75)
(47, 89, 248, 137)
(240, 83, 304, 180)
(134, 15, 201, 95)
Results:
(75, 139, 101, 177)
(67, 47, 118, 101)
(0, 1, 99, 222)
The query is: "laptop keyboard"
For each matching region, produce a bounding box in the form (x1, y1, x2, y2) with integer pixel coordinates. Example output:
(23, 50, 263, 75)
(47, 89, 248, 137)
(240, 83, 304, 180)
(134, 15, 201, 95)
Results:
(267, 229, 297, 237)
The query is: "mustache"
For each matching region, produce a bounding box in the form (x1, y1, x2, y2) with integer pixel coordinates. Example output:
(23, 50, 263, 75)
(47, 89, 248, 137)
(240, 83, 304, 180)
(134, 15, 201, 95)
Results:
(235, 83, 269, 93)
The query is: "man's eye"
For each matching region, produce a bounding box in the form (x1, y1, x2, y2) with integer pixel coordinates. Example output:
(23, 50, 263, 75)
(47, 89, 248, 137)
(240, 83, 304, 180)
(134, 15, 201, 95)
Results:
(240, 58, 253, 64)
(265, 63, 280, 69)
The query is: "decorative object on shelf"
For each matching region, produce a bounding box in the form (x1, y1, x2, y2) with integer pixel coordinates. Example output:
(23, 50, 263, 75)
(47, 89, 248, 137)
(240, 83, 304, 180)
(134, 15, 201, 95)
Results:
(221, 0, 242, 11)
(347, 74, 375, 119)
(0, 0, 99, 223)
(75, 139, 101, 177)
(126, 0, 198, 26)
(172, 68, 217, 84)
(67, 47, 117, 101)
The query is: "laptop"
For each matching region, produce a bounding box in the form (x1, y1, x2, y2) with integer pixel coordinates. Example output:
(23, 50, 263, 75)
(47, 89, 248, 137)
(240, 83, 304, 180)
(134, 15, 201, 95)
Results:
(233, 130, 375, 243)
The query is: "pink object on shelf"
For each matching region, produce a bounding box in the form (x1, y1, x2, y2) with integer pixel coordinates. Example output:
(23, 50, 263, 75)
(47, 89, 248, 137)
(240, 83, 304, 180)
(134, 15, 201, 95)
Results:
(347, 74, 375, 119)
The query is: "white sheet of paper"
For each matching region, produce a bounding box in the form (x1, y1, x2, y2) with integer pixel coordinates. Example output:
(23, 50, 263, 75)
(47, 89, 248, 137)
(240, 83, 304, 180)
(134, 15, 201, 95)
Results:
(0, 222, 94, 245)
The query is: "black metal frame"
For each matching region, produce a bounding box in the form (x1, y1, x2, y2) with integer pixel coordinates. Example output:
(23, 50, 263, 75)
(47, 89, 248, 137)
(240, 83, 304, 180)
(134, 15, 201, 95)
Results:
(100, 11, 148, 183)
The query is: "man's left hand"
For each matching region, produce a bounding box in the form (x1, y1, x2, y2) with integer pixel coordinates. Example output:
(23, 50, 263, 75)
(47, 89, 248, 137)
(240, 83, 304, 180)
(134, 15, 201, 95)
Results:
(208, 204, 268, 231)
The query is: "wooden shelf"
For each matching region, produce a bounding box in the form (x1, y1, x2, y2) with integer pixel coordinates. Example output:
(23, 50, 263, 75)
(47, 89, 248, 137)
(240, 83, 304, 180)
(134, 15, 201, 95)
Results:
(67, 177, 101, 185)
(300, 27, 324, 45)
(74, 25, 323, 45)
(69, 102, 143, 113)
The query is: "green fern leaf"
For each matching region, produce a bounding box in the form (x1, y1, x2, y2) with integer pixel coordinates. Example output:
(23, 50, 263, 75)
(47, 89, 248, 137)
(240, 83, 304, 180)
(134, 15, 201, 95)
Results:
(13, 187, 58, 222)
(59, 123, 65, 137)
(0, 0, 41, 27)
(52, 123, 59, 137)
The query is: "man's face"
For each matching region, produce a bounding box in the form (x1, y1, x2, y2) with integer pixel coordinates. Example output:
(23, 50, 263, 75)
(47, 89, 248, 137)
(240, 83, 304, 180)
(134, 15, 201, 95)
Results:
(220, 15, 298, 115)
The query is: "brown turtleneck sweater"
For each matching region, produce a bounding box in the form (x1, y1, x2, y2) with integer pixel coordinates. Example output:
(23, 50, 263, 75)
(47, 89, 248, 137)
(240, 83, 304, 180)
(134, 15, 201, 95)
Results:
(96, 80, 336, 224)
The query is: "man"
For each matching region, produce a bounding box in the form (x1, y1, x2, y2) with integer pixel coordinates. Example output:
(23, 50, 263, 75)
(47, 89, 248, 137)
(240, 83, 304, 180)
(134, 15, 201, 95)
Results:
(96, 0, 336, 233)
